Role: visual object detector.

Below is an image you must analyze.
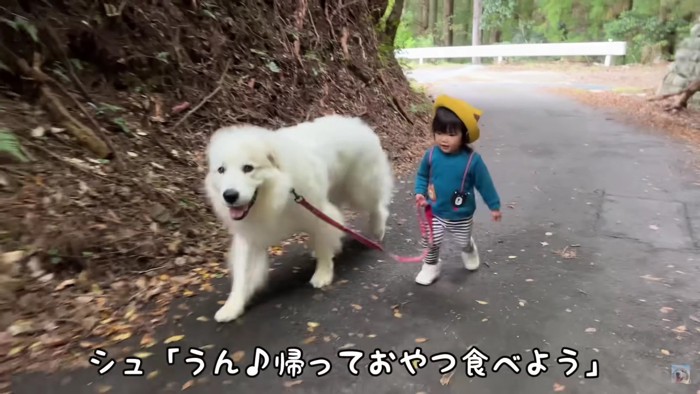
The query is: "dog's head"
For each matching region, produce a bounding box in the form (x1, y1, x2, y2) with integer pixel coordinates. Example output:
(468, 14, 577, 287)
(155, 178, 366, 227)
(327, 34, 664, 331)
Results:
(204, 125, 282, 222)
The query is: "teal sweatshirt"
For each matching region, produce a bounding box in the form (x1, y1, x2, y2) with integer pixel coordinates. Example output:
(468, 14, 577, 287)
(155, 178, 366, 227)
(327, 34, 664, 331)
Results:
(414, 146, 501, 220)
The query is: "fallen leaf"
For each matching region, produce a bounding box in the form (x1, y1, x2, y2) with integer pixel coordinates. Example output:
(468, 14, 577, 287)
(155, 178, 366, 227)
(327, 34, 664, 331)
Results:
(415, 337, 428, 343)
(585, 327, 596, 333)
(440, 371, 455, 386)
(232, 350, 245, 363)
(307, 322, 320, 330)
(411, 359, 420, 369)
(8, 320, 35, 336)
(672, 325, 687, 334)
(649, 224, 659, 230)
(640, 274, 663, 282)
(31, 126, 46, 138)
(303, 336, 317, 345)
(519, 300, 526, 307)
(96, 385, 112, 393)
(690, 314, 700, 323)
(196, 316, 209, 322)
(182, 379, 194, 390)
(111, 332, 132, 342)
(660, 349, 670, 356)
(557, 246, 577, 259)
(79, 341, 95, 348)
(134, 352, 153, 359)
(508, 256, 517, 259)
(140, 334, 156, 348)
(525, 278, 534, 282)
(545, 232, 553, 236)
(4, 250, 26, 266)
(165, 335, 184, 344)
(476, 300, 489, 305)
(553, 382, 566, 392)
(393, 310, 402, 318)
(124, 305, 137, 320)
(8, 345, 24, 357)
(147, 370, 159, 380)
(351, 304, 362, 310)
(91, 283, 103, 295)
(540, 242, 549, 246)
(171, 102, 190, 114)
(55, 279, 76, 291)
(660, 307, 674, 314)
(283, 380, 303, 388)
(183, 290, 195, 297)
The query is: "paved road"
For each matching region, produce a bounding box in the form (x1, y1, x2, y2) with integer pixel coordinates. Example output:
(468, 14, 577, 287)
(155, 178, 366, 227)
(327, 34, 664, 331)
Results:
(12, 73, 700, 393)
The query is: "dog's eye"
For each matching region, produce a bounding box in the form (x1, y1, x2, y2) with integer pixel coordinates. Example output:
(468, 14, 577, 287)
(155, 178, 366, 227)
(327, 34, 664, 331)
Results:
(242, 164, 254, 173)
(217, 166, 225, 174)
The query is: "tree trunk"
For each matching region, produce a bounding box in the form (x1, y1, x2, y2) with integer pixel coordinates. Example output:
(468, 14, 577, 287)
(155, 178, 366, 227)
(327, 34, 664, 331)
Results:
(472, 0, 481, 63)
(420, 0, 430, 32)
(490, 29, 502, 44)
(443, 0, 454, 46)
(429, 0, 438, 37)
(380, 0, 406, 47)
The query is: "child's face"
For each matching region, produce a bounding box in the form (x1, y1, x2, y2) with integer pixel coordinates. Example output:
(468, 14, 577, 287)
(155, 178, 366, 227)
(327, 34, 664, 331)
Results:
(435, 129, 463, 153)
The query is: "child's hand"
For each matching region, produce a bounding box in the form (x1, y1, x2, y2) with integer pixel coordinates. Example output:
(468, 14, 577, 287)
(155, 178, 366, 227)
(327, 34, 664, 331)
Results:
(491, 210, 502, 222)
(415, 194, 427, 207)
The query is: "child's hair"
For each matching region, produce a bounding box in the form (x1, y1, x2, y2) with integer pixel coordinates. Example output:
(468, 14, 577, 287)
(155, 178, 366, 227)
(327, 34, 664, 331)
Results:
(432, 106, 472, 152)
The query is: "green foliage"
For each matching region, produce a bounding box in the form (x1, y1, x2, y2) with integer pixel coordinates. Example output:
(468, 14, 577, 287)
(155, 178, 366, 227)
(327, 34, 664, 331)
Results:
(0, 128, 29, 163)
(394, 8, 434, 49)
(510, 20, 547, 43)
(535, 0, 574, 42)
(1, 15, 39, 42)
(481, 0, 516, 31)
(0, 60, 11, 73)
(603, 10, 685, 62)
(395, 0, 698, 64)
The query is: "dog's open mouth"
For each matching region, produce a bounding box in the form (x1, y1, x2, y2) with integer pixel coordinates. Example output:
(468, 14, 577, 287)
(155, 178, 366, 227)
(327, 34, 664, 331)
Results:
(228, 189, 258, 221)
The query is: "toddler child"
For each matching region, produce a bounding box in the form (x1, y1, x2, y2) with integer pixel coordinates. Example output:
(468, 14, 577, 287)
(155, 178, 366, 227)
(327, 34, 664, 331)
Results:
(414, 95, 501, 285)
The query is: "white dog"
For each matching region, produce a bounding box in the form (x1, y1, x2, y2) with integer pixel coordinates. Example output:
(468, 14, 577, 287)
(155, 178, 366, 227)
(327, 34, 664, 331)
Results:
(204, 115, 394, 322)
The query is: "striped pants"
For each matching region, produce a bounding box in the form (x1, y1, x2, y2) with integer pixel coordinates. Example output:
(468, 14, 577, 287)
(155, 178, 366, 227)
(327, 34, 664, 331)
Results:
(421, 215, 474, 265)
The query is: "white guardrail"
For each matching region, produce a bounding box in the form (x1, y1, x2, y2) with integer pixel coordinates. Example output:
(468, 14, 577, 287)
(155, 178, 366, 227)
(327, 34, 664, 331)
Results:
(395, 40, 627, 67)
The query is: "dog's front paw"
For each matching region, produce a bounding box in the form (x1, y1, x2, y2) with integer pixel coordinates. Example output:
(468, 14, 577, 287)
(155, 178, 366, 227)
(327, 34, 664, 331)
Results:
(372, 226, 386, 242)
(214, 303, 243, 323)
(309, 268, 333, 288)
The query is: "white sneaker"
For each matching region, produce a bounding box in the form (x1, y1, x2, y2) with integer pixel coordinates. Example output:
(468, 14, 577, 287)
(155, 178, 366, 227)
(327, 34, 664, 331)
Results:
(462, 238, 480, 271)
(415, 263, 440, 285)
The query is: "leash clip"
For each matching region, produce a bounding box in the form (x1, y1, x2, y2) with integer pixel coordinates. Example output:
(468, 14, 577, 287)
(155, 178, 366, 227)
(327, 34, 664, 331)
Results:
(290, 188, 303, 203)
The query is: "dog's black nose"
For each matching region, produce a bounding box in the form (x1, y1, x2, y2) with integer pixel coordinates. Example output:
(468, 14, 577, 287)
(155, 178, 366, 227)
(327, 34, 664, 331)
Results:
(222, 189, 239, 204)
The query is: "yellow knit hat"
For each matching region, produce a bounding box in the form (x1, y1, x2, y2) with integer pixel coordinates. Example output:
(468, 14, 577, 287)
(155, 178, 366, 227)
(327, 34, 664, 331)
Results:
(432, 94, 483, 143)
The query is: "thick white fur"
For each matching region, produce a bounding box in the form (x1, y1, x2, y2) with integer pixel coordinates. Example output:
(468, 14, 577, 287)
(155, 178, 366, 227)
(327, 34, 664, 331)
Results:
(204, 115, 394, 322)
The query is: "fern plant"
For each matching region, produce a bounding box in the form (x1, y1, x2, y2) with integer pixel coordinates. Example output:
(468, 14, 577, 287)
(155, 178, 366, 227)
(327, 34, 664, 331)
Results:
(0, 128, 30, 163)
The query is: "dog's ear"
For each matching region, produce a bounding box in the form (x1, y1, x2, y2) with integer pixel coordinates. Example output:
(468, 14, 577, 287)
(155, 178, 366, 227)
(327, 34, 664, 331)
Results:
(266, 152, 280, 169)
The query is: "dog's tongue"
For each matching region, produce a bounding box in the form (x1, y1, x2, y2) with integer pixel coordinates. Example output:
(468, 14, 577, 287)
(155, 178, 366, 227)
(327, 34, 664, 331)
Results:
(229, 207, 247, 220)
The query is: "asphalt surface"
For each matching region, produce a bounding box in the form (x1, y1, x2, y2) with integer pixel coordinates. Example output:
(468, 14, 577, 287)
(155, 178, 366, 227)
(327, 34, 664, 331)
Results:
(12, 70, 700, 393)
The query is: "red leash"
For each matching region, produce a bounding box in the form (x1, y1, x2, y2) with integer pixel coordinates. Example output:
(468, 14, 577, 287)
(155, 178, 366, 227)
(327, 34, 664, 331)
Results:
(290, 189, 434, 263)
